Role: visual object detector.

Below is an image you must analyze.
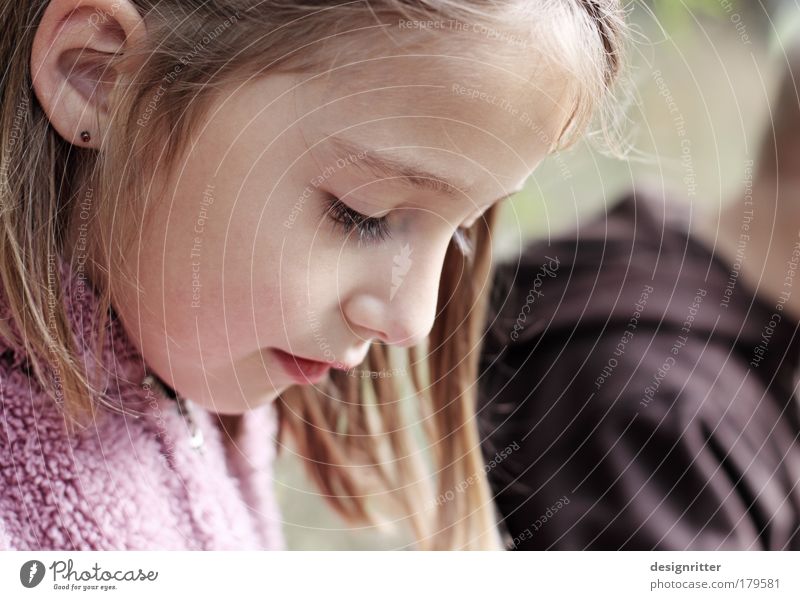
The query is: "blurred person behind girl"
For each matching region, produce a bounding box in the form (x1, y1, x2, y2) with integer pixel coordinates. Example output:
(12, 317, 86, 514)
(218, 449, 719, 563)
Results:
(479, 43, 800, 550)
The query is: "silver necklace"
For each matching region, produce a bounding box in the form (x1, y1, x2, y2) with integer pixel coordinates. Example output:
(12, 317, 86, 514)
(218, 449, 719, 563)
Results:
(141, 374, 205, 453)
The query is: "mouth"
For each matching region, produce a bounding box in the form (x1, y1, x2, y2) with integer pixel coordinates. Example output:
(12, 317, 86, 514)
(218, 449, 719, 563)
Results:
(271, 349, 355, 384)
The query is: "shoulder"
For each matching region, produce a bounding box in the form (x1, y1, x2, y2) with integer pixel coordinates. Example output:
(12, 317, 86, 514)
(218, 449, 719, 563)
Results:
(0, 351, 82, 548)
(485, 188, 706, 347)
(479, 189, 749, 432)
(0, 342, 185, 549)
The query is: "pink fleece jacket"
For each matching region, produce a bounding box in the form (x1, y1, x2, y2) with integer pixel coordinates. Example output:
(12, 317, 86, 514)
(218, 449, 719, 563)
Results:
(0, 257, 285, 550)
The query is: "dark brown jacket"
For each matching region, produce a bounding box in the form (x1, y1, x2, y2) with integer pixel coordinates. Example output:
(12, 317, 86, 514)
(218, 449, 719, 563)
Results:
(479, 190, 800, 550)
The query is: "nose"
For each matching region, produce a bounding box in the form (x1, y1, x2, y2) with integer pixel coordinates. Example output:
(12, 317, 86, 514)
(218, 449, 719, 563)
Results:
(342, 243, 443, 348)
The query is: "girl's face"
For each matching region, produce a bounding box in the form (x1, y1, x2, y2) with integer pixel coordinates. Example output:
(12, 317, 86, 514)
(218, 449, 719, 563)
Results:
(114, 41, 570, 414)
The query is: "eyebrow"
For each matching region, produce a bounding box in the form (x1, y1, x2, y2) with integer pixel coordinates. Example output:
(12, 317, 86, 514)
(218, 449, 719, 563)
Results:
(326, 135, 523, 204)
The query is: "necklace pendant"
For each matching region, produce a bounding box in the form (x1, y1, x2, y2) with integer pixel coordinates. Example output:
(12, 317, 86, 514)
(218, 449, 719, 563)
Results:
(175, 395, 206, 454)
(187, 415, 206, 453)
(142, 374, 206, 454)
(189, 431, 205, 451)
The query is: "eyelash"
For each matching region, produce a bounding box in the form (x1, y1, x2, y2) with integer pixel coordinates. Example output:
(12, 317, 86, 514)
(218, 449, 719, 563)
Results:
(322, 193, 473, 252)
(323, 194, 391, 245)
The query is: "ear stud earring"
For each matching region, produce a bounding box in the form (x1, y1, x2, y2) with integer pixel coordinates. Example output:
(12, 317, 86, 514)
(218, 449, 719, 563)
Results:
(80, 131, 91, 143)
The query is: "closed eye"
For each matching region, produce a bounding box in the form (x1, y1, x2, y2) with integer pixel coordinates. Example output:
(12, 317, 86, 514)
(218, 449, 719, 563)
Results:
(323, 194, 391, 246)
(322, 192, 474, 253)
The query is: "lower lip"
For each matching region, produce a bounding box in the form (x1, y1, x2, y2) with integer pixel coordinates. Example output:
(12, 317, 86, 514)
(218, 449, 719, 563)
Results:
(272, 349, 331, 384)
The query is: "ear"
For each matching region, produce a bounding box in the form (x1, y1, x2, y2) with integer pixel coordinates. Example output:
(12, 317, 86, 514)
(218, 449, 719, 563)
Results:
(30, 0, 147, 148)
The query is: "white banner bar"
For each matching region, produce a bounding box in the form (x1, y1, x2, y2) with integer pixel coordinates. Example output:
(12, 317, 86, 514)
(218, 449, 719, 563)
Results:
(2, 551, 798, 599)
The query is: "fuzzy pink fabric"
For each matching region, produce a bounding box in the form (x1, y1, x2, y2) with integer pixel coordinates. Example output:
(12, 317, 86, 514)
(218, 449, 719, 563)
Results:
(0, 257, 285, 549)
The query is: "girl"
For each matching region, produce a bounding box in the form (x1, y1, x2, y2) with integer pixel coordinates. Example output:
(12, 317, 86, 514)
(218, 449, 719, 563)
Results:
(0, 0, 625, 550)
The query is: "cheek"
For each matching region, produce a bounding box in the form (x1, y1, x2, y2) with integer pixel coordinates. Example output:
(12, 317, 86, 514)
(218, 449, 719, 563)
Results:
(124, 182, 278, 363)
(251, 213, 344, 344)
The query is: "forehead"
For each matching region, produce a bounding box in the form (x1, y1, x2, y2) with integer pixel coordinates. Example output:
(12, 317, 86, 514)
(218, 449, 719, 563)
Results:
(293, 40, 572, 192)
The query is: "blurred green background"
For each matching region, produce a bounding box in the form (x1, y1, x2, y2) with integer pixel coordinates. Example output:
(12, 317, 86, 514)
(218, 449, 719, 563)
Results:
(273, 0, 794, 549)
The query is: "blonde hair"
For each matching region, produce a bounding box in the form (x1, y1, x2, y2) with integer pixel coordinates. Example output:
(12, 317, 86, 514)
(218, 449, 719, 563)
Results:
(0, 0, 626, 549)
